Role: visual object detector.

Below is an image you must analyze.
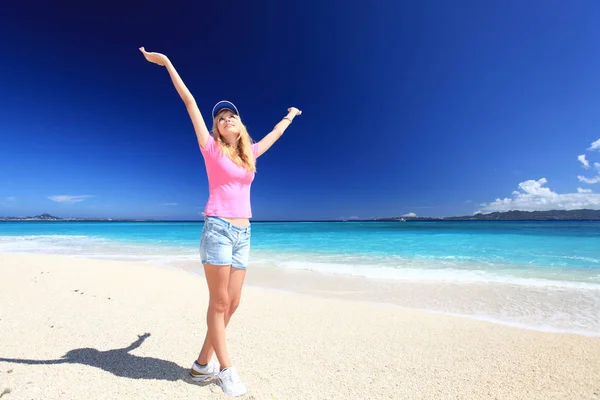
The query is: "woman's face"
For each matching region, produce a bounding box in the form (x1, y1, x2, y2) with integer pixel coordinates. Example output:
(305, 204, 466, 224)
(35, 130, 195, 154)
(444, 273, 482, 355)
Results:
(217, 110, 241, 143)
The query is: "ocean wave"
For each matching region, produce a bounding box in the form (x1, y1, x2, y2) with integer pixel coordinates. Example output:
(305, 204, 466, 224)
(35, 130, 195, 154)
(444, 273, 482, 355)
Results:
(2, 234, 599, 290)
(254, 259, 600, 291)
(0, 234, 198, 263)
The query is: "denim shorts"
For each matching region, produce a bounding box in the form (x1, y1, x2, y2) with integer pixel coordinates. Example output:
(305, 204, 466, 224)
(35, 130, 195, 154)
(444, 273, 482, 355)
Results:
(199, 216, 251, 270)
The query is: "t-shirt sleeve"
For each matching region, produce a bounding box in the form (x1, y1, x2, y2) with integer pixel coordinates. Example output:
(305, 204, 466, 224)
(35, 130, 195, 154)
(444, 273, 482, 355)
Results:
(200, 135, 217, 158)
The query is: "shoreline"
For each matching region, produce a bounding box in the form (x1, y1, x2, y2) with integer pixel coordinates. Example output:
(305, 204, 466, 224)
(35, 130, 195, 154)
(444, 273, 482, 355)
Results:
(1, 253, 600, 399)
(2, 250, 599, 337)
(3, 216, 600, 222)
(178, 258, 600, 338)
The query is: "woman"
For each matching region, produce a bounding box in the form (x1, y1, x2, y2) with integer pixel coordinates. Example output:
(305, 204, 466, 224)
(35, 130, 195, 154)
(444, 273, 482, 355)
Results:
(140, 47, 301, 397)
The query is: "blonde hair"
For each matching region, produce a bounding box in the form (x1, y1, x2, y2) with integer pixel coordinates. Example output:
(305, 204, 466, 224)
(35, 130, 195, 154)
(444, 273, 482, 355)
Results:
(212, 110, 257, 173)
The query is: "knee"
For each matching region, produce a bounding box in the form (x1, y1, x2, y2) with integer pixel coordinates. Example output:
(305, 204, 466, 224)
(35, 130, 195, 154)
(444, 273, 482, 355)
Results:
(228, 298, 240, 315)
(210, 294, 230, 314)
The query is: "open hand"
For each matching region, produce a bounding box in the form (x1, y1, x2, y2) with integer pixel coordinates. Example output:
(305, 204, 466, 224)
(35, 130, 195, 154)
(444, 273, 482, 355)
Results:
(288, 107, 302, 116)
(139, 47, 168, 66)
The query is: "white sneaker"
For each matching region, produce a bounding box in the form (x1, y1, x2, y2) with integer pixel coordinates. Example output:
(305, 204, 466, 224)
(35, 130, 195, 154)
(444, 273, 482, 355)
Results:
(216, 366, 247, 397)
(190, 359, 219, 382)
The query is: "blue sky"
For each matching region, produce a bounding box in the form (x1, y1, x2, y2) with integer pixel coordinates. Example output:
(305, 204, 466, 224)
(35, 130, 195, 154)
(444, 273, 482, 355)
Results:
(1, 1, 600, 220)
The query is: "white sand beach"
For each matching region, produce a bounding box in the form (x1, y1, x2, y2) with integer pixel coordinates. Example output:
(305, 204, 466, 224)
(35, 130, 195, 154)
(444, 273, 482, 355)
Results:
(1, 253, 599, 399)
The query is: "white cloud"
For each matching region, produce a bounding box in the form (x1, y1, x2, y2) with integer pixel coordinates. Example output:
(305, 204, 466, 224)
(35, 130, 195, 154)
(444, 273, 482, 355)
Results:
(402, 212, 417, 217)
(161, 202, 178, 206)
(578, 154, 590, 169)
(48, 195, 94, 204)
(588, 138, 600, 151)
(577, 175, 600, 184)
(577, 139, 600, 184)
(478, 178, 600, 212)
(479, 139, 600, 213)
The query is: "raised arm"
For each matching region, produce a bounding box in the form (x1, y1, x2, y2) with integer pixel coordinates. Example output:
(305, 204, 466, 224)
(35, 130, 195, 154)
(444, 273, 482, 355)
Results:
(256, 107, 302, 157)
(139, 47, 210, 149)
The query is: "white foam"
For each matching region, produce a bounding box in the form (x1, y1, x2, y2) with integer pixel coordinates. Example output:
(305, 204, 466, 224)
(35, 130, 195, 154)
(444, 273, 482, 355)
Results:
(409, 308, 600, 337)
(0, 235, 198, 264)
(260, 259, 600, 291)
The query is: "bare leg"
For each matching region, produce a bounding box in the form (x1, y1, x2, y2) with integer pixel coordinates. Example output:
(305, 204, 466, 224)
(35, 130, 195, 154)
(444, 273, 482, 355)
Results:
(199, 264, 233, 369)
(197, 266, 247, 368)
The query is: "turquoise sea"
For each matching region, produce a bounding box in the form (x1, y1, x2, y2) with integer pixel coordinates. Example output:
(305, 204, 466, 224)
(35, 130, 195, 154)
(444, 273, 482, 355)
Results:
(1, 220, 599, 335)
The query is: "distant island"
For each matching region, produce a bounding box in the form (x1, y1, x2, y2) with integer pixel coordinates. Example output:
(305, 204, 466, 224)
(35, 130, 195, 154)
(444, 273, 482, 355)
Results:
(2, 209, 600, 222)
(377, 209, 600, 221)
(0, 213, 156, 222)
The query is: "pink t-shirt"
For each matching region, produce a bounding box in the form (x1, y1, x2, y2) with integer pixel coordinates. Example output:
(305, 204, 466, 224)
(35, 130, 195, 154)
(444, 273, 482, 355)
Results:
(200, 135, 258, 218)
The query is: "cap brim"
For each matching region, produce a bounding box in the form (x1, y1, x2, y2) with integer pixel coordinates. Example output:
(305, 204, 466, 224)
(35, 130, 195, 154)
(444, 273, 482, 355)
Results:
(212, 100, 239, 119)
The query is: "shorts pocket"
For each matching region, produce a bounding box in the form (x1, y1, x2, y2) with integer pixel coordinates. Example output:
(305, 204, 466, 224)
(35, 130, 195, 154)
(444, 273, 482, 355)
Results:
(200, 230, 233, 265)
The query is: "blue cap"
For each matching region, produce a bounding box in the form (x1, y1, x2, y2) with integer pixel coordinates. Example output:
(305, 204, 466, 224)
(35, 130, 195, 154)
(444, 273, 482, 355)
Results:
(212, 100, 239, 119)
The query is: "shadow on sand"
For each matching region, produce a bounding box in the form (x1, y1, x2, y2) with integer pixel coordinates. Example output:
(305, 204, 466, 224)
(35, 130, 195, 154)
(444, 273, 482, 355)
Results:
(0, 333, 209, 386)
